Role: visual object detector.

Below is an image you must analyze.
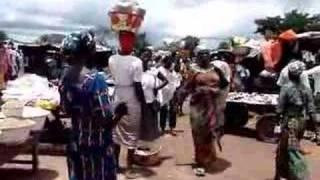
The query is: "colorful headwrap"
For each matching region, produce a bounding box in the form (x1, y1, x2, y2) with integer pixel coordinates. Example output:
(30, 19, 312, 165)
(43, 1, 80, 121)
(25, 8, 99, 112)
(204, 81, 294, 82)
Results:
(119, 31, 136, 54)
(61, 31, 96, 56)
(288, 61, 306, 76)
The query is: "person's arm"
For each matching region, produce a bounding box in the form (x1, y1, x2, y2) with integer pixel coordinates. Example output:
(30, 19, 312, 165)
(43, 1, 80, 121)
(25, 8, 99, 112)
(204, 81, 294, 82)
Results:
(301, 73, 311, 89)
(101, 103, 127, 129)
(134, 82, 146, 104)
(111, 103, 128, 128)
(155, 71, 169, 91)
(306, 88, 316, 115)
(277, 69, 287, 87)
(277, 86, 287, 119)
(176, 72, 197, 105)
(111, 114, 123, 129)
(133, 60, 146, 104)
(214, 66, 229, 89)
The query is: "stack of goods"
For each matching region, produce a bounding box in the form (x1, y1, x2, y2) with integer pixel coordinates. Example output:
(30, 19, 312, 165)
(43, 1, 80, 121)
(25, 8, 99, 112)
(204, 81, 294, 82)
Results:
(0, 117, 35, 131)
(2, 100, 24, 118)
(108, 0, 146, 33)
(2, 74, 60, 110)
(227, 92, 278, 105)
(0, 100, 35, 133)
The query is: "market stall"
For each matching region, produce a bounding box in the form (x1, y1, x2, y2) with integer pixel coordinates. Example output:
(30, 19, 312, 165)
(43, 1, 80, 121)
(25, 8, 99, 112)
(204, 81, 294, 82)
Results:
(19, 44, 61, 78)
(0, 107, 50, 172)
(0, 74, 59, 172)
(226, 92, 279, 143)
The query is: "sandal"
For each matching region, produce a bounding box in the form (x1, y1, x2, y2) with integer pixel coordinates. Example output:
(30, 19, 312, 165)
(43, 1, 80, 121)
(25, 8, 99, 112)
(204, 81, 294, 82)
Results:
(125, 169, 139, 179)
(194, 168, 206, 177)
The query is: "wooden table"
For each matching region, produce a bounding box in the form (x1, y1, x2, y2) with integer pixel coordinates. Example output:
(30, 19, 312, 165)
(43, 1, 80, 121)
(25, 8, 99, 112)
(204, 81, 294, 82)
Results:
(226, 93, 279, 143)
(0, 108, 49, 172)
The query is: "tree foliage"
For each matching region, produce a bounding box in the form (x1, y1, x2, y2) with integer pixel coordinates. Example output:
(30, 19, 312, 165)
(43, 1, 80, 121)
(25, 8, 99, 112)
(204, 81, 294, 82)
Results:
(255, 10, 320, 35)
(255, 16, 282, 34)
(0, 30, 8, 42)
(134, 32, 151, 51)
(182, 36, 200, 52)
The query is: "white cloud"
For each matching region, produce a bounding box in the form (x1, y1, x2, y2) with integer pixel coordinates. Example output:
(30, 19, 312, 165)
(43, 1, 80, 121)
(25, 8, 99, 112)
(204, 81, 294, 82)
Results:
(0, 0, 319, 43)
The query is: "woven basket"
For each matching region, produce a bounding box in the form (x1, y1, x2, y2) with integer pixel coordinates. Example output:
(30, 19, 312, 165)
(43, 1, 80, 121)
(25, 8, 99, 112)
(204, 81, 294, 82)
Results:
(133, 147, 161, 166)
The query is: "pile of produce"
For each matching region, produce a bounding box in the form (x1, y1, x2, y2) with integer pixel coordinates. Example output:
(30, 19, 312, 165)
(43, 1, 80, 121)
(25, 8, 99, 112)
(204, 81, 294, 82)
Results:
(227, 92, 278, 105)
(2, 74, 60, 110)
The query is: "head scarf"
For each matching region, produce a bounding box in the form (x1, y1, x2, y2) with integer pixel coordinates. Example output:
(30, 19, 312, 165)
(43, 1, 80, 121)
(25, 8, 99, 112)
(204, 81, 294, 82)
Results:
(61, 31, 95, 56)
(288, 61, 306, 77)
(119, 31, 136, 55)
(195, 45, 209, 56)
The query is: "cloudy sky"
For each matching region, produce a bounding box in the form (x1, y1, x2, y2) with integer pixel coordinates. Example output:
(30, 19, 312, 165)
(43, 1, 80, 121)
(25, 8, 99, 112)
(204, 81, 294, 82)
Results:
(0, 0, 319, 43)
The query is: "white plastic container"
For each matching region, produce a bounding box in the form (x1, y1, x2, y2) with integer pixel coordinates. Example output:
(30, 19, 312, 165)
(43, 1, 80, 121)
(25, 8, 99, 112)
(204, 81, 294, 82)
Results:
(2, 100, 25, 118)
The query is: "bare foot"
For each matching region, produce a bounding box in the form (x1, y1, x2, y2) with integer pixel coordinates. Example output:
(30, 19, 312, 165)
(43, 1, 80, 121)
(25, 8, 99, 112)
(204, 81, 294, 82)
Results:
(170, 129, 177, 136)
(301, 148, 312, 155)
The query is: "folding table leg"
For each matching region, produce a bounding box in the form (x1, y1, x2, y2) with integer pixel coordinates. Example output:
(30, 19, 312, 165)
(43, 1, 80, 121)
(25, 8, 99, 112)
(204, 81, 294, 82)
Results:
(32, 143, 39, 173)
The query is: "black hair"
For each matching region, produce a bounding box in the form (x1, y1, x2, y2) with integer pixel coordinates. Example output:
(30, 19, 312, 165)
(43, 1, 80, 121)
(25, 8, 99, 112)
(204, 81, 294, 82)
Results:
(162, 55, 171, 64)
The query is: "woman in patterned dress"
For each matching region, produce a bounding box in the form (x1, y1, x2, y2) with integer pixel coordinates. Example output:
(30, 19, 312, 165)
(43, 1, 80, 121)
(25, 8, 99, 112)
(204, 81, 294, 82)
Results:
(0, 42, 9, 89)
(275, 61, 315, 180)
(178, 49, 229, 176)
(60, 31, 127, 180)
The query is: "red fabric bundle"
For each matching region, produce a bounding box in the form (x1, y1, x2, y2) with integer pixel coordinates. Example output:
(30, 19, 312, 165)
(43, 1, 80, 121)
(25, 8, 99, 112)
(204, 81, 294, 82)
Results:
(119, 31, 136, 55)
(279, 29, 297, 41)
(262, 40, 282, 71)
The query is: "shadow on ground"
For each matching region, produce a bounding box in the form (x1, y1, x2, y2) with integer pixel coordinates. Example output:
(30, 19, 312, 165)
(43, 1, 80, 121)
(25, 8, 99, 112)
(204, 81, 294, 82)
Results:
(127, 166, 157, 179)
(206, 158, 232, 175)
(0, 168, 59, 180)
(177, 157, 232, 176)
(225, 127, 257, 139)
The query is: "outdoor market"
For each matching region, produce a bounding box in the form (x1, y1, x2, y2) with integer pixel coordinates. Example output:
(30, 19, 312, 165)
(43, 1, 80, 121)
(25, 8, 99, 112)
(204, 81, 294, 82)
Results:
(1, 0, 320, 180)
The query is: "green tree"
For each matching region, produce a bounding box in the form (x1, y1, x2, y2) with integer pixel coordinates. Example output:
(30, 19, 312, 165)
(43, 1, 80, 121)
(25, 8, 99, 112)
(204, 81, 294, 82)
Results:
(182, 36, 200, 52)
(281, 10, 313, 33)
(134, 32, 151, 52)
(0, 30, 8, 42)
(255, 10, 320, 35)
(255, 16, 282, 35)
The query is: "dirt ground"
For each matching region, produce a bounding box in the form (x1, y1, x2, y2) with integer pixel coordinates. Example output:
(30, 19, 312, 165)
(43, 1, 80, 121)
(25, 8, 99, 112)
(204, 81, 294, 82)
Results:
(1, 116, 320, 180)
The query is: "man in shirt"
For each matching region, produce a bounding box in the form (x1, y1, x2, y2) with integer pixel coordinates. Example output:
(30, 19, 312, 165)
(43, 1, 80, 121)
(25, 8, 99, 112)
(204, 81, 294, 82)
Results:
(158, 55, 177, 135)
(277, 60, 310, 89)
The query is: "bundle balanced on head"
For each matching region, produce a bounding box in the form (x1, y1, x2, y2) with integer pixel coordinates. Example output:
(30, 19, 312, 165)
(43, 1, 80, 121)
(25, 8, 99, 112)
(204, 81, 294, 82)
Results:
(108, 0, 147, 179)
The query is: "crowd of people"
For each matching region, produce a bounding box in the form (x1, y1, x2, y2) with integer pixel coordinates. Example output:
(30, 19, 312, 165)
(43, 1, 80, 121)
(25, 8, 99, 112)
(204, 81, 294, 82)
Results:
(0, 41, 24, 89)
(57, 30, 233, 179)
(2, 28, 320, 180)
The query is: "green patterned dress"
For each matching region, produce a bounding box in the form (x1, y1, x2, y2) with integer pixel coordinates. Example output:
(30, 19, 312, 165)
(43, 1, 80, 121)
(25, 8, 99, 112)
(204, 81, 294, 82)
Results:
(276, 82, 315, 180)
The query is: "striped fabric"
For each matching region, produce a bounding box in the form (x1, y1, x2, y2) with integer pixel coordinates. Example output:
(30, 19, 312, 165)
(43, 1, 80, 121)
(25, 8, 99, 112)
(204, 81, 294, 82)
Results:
(62, 71, 117, 180)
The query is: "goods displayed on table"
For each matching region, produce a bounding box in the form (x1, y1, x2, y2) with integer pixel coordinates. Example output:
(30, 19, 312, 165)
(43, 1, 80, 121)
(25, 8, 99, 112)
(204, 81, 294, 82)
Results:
(0, 118, 35, 131)
(2, 100, 24, 118)
(0, 100, 49, 132)
(0, 74, 52, 135)
(108, 0, 146, 33)
(227, 92, 278, 106)
(2, 74, 60, 110)
(1, 101, 50, 119)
